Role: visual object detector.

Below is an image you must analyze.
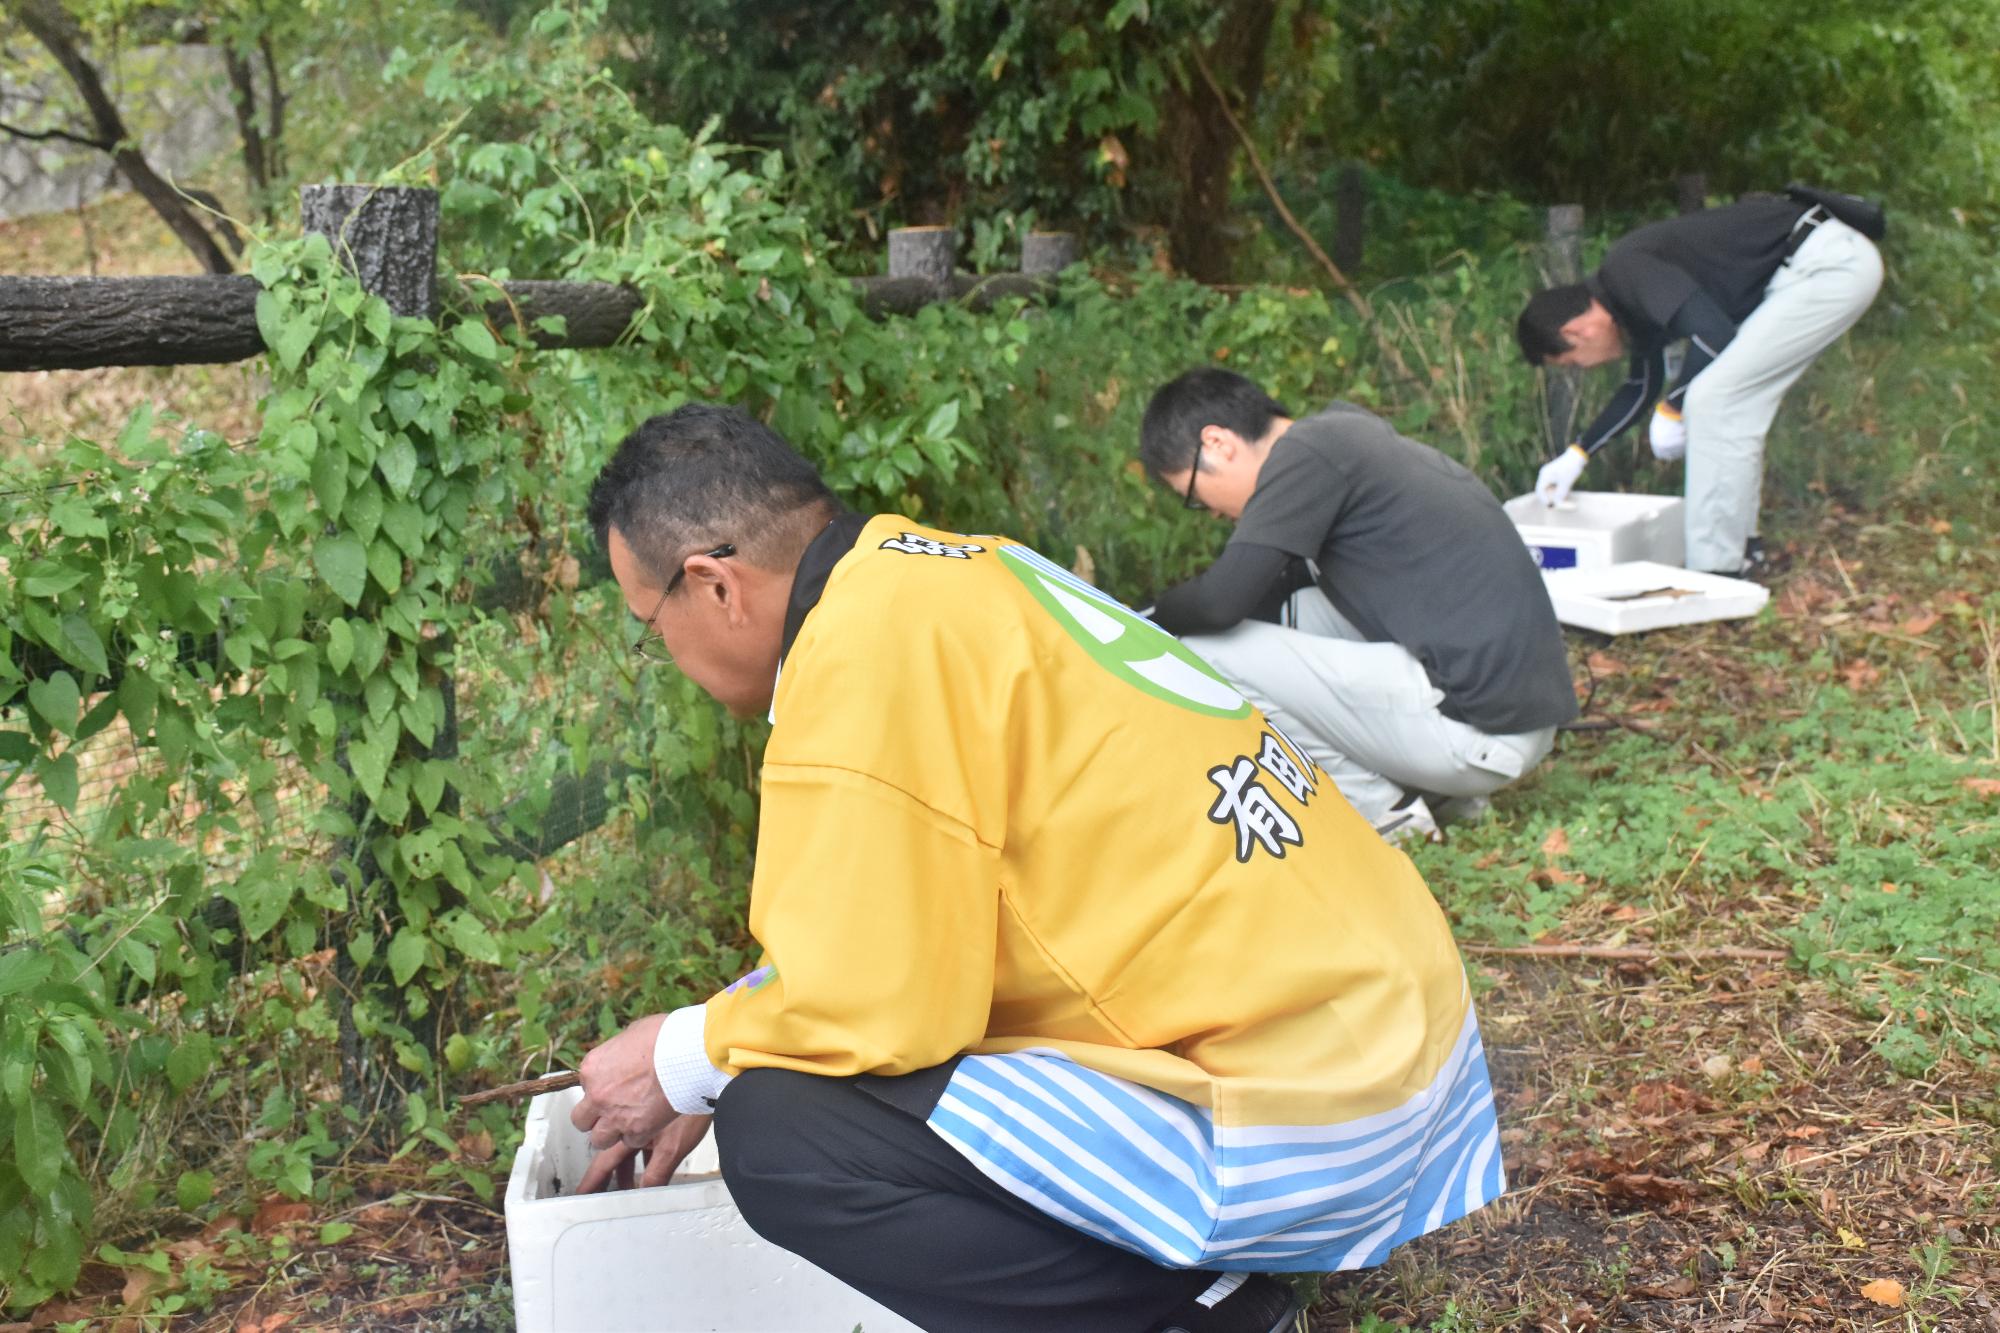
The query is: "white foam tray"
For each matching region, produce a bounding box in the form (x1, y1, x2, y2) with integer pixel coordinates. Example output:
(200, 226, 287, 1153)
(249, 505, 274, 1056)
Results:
(1541, 561, 1769, 635)
(505, 1083, 921, 1333)
(1504, 491, 1685, 572)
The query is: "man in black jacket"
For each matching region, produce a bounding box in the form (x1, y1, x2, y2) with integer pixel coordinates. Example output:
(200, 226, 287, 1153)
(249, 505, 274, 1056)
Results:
(1517, 192, 1882, 574)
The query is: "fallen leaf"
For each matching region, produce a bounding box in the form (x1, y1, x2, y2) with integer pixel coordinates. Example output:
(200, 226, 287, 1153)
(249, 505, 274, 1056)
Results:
(1700, 1053, 1733, 1079)
(1738, 1055, 1764, 1074)
(1837, 1226, 1866, 1248)
(237, 1313, 299, 1333)
(1899, 611, 1939, 635)
(1627, 1276, 1697, 1299)
(1739, 1140, 1771, 1163)
(122, 1264, 170, 1308)
(1859, 1278, 1905, 1308)
(1840, 660, 1880, 689)
(1609, 904, 1641, 921)
(252, 1197, 313, 1233)
(1541, 827, 1571, 857)
(1595, 1172, 1691, 1204)
(1962, 778, 2000, 798)
(1880, 882, 1899, 894)
(458, 1128, 496, 1163)
(1585, 651, 1627, 676)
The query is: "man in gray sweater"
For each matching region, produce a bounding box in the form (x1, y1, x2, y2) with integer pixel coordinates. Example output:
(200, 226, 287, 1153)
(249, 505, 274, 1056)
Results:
(1138, 368, 1576, 833)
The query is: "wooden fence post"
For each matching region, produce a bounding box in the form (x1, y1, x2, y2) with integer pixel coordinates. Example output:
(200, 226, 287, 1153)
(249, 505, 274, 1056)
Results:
(888, 226, 957, 300)
(1675, 172, 1708, 215)
(1542, 204, 1585, 455)
(1334, 164, 1366, 275)
(300, 184, 439, 318)
(301, 184, 448, 1119)
(1020, 231, 1079, 277)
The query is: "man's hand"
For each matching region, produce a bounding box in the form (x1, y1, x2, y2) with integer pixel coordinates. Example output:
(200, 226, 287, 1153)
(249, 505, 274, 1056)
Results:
(571, 1012, 675, 1151)
(1649, 402, 1687, 461)
(1536, 445, 1589, 507)
(574, 1112, 714, 1194)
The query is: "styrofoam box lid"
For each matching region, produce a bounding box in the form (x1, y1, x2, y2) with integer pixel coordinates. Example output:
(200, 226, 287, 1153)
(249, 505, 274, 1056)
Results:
(1502, 490, 1683, 532)
(1542, 560, 1768, 635)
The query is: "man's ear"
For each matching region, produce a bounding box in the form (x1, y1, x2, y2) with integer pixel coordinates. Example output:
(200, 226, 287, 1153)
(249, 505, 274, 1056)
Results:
(683, 555, 735, 610)
(1199, 423, 1235, 459)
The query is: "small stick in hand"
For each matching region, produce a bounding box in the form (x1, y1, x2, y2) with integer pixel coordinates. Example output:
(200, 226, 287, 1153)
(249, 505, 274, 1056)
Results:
(458, 1070, 580, 1109)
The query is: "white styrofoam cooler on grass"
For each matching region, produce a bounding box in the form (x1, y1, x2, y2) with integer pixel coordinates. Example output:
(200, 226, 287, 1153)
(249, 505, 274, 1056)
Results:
(1503, 491, 1685, 572)
(1541, 561, 1769, 635)
(506, 1084, 921, 1333)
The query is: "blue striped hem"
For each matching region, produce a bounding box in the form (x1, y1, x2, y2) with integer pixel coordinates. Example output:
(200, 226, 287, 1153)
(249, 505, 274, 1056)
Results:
(927, 1007, 1503, 1271)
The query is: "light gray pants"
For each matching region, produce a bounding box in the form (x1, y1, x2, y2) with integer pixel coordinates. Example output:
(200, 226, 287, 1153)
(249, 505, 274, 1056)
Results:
(1181, 588, 1556, 825)
(1683, 217, 1884, 572)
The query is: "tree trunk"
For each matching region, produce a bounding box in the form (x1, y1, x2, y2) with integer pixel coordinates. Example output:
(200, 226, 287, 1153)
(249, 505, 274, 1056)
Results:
(1163, 0, 1282, 283)
(8, 0, 236, 274)
(221, 44, 269, 206)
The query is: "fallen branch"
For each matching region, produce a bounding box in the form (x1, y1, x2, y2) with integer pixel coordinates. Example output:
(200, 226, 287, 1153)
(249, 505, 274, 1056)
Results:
(1463, 944, 1790, 963)
(458, 1070, 579, 1109)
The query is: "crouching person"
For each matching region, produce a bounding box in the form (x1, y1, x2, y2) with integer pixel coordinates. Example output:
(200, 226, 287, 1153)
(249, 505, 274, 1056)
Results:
(570, 404, 1506, 1333)
(1138, 369, 1576, 834)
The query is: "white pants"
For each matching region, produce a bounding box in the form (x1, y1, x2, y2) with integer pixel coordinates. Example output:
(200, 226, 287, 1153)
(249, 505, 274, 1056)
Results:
(1181, 589, 1556, 826)
(1683, 218, 1884, 572)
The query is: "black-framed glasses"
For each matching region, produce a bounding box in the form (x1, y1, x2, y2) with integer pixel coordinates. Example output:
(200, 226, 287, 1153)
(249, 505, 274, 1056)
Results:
(1182, 439, 1207, 511)
(632, 543, 736, 664)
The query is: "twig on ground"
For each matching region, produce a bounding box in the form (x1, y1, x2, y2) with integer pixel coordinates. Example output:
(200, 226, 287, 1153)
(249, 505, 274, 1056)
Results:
(458, 1070, 579, 1108)
(1463, 943, 1790, 963)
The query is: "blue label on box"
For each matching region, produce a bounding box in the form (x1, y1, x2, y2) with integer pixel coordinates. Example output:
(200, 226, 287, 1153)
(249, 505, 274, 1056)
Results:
(1530, 545, 1578, 570)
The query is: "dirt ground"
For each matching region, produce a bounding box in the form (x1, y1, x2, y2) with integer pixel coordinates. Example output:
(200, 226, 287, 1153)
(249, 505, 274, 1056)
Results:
(34, 952, 1992, 1332)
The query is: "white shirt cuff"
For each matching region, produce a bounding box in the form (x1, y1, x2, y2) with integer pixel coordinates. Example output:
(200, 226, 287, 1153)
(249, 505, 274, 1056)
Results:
(652, 1002, 732, 1115)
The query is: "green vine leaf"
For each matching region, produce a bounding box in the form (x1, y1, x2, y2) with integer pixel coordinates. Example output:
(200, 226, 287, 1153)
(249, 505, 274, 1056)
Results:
(348, 735, 391, 803)
(451, 321, 500, 360)
(326, 618, 355, 674)
(27, 672, 80, 735)
(13, 1094, 66, 1194)
(313, 535, 370, 608)
(59, 615, 109, 680)
(387, 929, 428, 987)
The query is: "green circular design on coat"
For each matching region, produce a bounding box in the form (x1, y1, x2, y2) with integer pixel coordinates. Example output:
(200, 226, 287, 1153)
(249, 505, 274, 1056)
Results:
(999, 546, 1251, 718)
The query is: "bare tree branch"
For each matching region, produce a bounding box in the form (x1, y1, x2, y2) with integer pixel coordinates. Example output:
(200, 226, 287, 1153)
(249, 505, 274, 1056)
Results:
(6, 0, 236, 273)
(0, 116, 111, 150)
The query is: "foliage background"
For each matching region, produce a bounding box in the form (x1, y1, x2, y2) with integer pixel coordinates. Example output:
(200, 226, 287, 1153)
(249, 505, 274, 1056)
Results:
(0, 0, 1995, 1320)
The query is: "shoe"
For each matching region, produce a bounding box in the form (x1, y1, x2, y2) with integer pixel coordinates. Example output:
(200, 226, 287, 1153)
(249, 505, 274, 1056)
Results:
(1375, 793, 1440, 846)
(1433, 794, 1492, 827)
(1153, 1273, 1307, 1333)
(1720, 536, 1781, 581)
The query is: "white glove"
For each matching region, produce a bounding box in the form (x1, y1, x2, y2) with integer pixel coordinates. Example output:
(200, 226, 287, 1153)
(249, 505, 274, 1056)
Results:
(1649, 402, 1687, 461)
(1536, 445, 1589, 507)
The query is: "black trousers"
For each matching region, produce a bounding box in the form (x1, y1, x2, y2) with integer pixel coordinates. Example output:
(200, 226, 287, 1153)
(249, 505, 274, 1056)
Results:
(712, 1064, 1216, 1333)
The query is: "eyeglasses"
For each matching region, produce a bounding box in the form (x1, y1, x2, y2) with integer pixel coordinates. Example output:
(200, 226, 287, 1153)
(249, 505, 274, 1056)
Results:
(631, 543, 736, 664)
(1182, 439, 1207, 511)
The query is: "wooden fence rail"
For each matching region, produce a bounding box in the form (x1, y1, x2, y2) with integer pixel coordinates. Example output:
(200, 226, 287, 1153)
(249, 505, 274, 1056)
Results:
(0, 200, 1075, 372)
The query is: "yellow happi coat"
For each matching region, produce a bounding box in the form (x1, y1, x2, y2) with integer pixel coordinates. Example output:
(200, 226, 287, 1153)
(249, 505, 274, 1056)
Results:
(693, 516, 1500, 1269)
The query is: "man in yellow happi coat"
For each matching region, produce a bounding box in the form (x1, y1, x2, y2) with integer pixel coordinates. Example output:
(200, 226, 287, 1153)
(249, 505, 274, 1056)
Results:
(569, 404, 1504, 1333)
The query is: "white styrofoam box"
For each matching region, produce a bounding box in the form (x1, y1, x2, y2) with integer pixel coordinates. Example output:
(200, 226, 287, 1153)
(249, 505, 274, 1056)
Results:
(1541, 561, 1769, 635)
(506, 1084, 922, 1333)
(1503, 491, 1685, 572)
